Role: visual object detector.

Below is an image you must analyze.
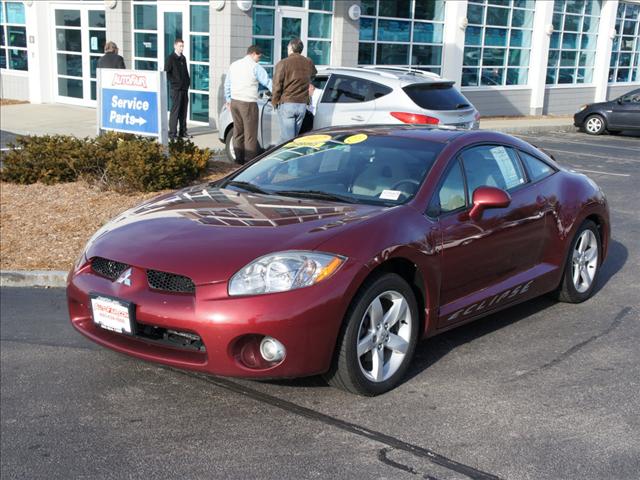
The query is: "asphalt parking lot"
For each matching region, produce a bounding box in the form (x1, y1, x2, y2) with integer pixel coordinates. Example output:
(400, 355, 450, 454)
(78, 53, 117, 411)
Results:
(1, 130, 639, 480)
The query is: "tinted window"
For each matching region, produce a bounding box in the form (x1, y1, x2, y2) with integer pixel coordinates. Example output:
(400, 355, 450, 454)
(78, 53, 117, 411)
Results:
(228, 133, 444, 206)
(312, 75, 329, 90)
(620, 89, 640, 103)
(428, 160, 466, 216)
(322, 75, 392, 104)
(403, 82, 470, 110)
(460, 145, 526, 199)
(519, 151, 554, 182)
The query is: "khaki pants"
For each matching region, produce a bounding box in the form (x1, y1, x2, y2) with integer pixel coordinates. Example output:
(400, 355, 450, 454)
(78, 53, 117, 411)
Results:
(229, 100, 259, 164)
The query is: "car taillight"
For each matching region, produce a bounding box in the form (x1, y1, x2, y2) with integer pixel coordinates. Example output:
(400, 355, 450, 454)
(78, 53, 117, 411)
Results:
(474, 111, 481, 121)
(390, 112, 440, 124)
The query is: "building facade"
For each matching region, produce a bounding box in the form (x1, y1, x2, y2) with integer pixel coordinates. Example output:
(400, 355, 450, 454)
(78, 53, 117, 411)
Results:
(1, 0, 639, 130)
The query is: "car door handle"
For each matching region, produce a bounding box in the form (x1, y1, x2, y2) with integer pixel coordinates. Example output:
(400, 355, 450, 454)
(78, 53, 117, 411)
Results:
(351, 115, 365, 121)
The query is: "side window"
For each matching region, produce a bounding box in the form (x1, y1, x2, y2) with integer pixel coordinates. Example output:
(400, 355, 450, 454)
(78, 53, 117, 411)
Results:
(460, 145, 526, 200)
(321, 75, 391, 104)
(427, 160, 466, 216)
(312, 75, 329, 90)
(519, 151, 554, 183)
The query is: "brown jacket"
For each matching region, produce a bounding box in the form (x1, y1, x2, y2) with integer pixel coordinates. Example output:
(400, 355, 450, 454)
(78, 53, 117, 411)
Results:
(271, 53, 317, 106)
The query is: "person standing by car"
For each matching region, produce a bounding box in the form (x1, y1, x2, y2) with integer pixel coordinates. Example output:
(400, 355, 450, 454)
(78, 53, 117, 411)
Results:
(272, 38, 317, 143)
(165, 39, 191, 140)
(224, 45, 273, 164)
(97, 41, 125, 69)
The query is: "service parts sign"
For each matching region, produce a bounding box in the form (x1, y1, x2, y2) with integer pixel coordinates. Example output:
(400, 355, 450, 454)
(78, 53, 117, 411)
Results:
(98, 69, 167, 140)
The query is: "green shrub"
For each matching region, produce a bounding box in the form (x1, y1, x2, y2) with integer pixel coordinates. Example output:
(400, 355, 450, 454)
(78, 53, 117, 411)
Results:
(1, 135, 85, 184)
(1, 132, 211, 192)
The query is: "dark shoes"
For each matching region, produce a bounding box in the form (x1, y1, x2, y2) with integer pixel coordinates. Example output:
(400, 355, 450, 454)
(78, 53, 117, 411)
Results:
(179, 132, 194, 139)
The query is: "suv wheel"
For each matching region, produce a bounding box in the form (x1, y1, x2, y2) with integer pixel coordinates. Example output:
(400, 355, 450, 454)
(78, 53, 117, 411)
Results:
(224, 129, 236, 162)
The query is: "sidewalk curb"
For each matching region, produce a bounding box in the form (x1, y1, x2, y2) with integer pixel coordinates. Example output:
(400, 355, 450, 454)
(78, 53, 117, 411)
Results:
(481, 124, 576, 135)
(1, 270, 68, 288)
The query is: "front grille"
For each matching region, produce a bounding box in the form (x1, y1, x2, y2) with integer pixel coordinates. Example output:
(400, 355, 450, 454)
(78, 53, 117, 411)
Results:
(147, 270, 195, 294)
(92, 257, 129, 281)
(135, 324, 205, 352)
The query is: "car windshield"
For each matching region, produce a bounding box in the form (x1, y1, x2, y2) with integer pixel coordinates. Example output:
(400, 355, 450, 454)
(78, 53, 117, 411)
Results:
(224, 131, 444, 206)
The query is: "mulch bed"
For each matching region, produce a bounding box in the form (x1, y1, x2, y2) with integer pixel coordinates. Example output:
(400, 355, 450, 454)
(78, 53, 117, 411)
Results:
(1, 163, 237, 271)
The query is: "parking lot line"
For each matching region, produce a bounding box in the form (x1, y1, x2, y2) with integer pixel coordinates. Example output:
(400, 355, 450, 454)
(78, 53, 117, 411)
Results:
(568, 166, 631, 177)
(517, 134, 640, 153)
(538, 146, 637, 163)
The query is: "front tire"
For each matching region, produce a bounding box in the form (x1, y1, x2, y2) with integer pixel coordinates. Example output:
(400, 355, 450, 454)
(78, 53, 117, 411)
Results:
(556, 220, 602, 303)
(324, 273, 419, 396)
(583, 115, 606, 135)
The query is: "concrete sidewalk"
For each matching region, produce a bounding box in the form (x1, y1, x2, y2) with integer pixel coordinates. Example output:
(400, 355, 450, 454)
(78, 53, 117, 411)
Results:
(0, 103, 226, 151)
(0, 103, 575, 150)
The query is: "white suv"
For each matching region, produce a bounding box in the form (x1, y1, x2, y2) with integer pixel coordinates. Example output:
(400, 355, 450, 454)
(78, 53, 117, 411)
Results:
(218, 66, 480, 161)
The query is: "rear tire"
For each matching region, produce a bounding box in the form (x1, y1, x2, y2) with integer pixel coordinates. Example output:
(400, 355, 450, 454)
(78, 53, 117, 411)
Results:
(224, 128, 236, 163)
(323, 273, 419, 396)
(555, 220, 602, 303)
(583, 115, 606, 135)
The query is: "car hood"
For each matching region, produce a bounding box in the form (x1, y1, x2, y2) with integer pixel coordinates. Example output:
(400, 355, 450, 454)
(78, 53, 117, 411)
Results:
(86, 185, 386, 284)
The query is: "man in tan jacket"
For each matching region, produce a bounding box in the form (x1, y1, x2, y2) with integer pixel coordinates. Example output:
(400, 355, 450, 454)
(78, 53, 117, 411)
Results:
(272, 38, 317, 143)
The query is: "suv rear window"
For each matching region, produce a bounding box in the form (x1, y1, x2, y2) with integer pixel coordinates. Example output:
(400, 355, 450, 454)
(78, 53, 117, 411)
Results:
(403, 83, 470, 111)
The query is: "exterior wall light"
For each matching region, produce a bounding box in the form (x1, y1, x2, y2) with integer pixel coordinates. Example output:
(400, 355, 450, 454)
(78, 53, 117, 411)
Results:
(213, 0, 226, 11)
(459, 17, 468, 30)
(348, 4, 362, 21)
(104, 0, 117, 8)
(236, 0, 252, 12)
(609, 28, 617, 40)
(545, 24, 554, 36)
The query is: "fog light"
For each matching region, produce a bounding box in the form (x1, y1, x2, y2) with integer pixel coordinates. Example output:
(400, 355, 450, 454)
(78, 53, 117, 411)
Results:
(260, 336, 285, 362)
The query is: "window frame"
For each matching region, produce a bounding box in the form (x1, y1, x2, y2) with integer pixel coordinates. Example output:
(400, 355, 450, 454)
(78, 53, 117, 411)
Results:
(0, 1, 29, 72)
(514, 149, 558, 185)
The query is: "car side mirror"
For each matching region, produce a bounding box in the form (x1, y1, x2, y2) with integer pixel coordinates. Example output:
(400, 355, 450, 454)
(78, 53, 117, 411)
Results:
(469, 186, 511, 221)
(617, 98, 623, 104)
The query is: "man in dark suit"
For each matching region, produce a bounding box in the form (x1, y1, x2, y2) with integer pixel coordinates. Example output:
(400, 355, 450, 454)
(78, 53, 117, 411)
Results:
(97, 41, 125, 69)
(165, 38, 191, 139)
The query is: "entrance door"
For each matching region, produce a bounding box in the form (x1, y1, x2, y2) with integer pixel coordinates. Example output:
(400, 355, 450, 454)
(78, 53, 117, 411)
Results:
(275, 9, 307, 63)
(157, 3, 188, 115)
(53, 5, 106, 106)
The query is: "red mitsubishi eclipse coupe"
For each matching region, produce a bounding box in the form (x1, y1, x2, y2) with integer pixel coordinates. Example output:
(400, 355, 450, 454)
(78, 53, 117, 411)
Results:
(67, 126, 610, 395)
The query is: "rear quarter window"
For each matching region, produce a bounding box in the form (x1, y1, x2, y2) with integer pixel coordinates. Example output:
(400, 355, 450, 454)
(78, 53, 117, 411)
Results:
(403, 83, 470, 110)
(519, 151, 555, 183)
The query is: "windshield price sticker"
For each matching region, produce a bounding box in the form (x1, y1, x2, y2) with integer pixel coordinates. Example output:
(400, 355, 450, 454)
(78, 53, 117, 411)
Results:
(380, 190, 402, 200)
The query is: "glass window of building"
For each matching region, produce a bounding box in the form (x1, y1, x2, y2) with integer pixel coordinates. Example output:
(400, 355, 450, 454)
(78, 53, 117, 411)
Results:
(252, 0, 333, 76)
(546, 0, 601, 85)
(0, 1, 28, 71)
(462, 0, 535, 87)
(132, 1, 211, 122)
(610, 1, 640, 83)
(358, 0, 445, 75)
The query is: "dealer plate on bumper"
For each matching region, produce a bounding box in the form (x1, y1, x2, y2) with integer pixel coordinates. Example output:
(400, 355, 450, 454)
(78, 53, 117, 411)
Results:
(90, 293, 135, 335)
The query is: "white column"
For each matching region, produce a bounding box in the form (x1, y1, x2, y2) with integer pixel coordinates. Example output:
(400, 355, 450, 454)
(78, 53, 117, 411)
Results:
(25, 1, 51, 103)
(593, 0, 619, 102)
(528, 0, 554, 115)
(105, 0, 132, 69)
(331, 0, 359, 67)
(441, 0, 467, 87)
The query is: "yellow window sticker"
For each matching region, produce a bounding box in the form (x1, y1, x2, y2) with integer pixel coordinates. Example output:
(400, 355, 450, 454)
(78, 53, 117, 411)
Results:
(344, 133, 368, 145)
(293, 134, 332, 146)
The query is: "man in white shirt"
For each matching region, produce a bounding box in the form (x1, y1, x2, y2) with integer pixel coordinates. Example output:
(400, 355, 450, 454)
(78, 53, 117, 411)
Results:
(224, 45, 273, 164)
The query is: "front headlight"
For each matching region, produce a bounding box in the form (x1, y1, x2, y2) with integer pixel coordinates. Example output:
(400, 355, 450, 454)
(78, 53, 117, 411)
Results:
(578, 104, 588, 112)
(228, 251, 346, 296)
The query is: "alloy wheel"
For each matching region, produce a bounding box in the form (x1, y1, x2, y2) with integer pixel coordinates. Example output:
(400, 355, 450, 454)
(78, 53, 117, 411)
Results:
(571, 229, 598, 293)
(356, 290, 412, 383)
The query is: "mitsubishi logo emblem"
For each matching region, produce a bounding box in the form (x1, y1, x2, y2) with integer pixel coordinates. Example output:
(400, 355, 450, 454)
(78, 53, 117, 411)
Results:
(116, 268, 133, 287)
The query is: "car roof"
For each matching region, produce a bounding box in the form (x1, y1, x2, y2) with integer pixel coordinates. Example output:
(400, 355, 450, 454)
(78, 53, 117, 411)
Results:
(316, 66, 453, 88)
(304, 124, 467, 144)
